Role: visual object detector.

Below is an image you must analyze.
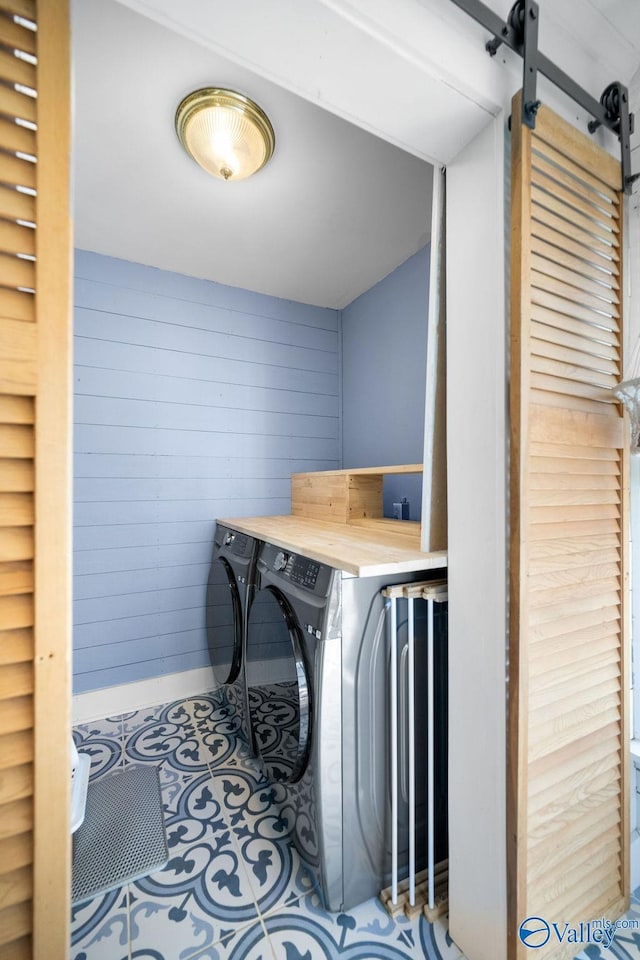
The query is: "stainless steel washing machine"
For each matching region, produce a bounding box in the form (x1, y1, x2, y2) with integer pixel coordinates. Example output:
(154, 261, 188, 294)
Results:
(205, 523, 261, 750)
(245, 539, 448, 912)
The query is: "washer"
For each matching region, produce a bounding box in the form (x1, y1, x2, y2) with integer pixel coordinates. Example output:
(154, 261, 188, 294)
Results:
(205, 523, 261, 750)
(245, 539, 448, 912)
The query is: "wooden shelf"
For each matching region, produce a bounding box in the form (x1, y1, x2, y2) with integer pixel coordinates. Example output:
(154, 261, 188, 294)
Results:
(292, 464, 423, 528)
(294, 464, 423, 477)
(221, 465, 445, 576)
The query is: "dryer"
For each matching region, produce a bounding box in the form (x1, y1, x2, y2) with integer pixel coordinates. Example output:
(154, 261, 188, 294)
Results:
(245, 539, 448, 912)
(205, 523, 261, 750)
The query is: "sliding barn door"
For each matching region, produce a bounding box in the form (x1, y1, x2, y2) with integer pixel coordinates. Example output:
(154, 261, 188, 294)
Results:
(0, 1, 72, 957)
(509, 92, 628, 959)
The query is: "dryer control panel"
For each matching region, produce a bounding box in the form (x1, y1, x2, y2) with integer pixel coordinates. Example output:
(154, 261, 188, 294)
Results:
(215, 524, 254, 559)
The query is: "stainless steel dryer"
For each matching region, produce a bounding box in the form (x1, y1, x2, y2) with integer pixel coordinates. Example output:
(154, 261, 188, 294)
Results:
(245, 540, 448, 912)
(205, 523, 261, 750)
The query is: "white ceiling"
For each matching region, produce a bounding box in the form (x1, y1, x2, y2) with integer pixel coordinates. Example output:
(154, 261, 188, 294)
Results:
(115, 0, 640, 169)
(71, 0, 434, 310)
(560, 0, 640, 81)
(73, 0, 640, 310)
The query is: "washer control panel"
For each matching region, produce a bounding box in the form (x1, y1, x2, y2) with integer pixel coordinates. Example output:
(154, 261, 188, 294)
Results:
(261, 543, 332, 596)
(272, 552, 319, 588)
(289, 555, 321, 589)
(274, 550, 288, 571)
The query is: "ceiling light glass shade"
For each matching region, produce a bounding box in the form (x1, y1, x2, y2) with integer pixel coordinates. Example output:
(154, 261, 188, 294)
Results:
(175, 88, 275, 182)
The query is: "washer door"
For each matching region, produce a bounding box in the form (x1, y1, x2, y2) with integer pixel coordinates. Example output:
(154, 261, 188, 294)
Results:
(205, 556, 242, 686)
(246, 586, 311, 784)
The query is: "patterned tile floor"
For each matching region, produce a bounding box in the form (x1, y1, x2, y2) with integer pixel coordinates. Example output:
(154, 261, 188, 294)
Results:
(71, 692, 463, 960)
(71, 692, 640, 960)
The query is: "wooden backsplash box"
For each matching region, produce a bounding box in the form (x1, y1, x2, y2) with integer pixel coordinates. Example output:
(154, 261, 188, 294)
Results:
(291, 464, 422, 530)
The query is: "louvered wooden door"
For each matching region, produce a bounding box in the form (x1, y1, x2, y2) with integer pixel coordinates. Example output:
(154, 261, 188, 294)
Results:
(509, 92, 628, 959)
(0, 1, 72, 957)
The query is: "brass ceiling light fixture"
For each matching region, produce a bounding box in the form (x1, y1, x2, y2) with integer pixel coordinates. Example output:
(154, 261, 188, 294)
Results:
(175, 87, 275, 182)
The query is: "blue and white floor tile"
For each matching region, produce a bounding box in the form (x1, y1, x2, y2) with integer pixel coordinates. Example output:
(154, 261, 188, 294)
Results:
(122, 700, 216, 855)
(72, 693, 640, 960)
(73, 716, 124, 782)
(124, 699, 209, 776)
(128, 847, 261, 960)
(161, 769, 230, 853)
(213, 765, 316, 918)
(71, 692, 469, 960)
(121, 702, 181, 737)
(175, 917, 272, 960)
(189, 693, 247, 771)
(128, 796, 260, 929)
(260, 889, 464, 960)
(120, 697, 265, 955)
(70, 885, 130, 960)
(73, 692, 474, 960)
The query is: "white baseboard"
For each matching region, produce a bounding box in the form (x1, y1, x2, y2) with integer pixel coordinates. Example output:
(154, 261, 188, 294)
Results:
(72, 658, 293, 725)
(72, 666, 216, 725)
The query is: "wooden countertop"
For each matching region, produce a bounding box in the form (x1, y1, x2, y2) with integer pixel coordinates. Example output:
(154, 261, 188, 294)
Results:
(220, 515, 447, 577)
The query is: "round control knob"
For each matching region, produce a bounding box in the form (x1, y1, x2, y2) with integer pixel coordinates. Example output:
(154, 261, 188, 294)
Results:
(274, 551, 289, 571)
(224, 532, 235, 546)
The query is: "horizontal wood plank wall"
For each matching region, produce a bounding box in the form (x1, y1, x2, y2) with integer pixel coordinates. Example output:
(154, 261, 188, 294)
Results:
(73, 251, 340, 693)
(509, 92, 629, 960)
(0, 0, 72, 955)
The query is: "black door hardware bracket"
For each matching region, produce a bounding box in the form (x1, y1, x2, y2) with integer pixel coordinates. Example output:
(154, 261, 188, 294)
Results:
(449, 0, 638, 194)
(588, 83, 638, 194)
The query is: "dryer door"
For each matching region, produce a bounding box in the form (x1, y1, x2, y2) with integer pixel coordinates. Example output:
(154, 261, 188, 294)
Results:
(246, 586, 311, 784)
(205, 556, 242, 686)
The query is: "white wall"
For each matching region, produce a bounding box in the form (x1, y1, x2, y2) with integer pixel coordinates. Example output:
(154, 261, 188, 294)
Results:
(446, 115, 507, 960)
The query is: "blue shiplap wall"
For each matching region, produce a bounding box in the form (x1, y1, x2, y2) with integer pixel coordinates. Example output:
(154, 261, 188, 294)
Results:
(341, 246, 429, 520)
(73, 250, 340, 694)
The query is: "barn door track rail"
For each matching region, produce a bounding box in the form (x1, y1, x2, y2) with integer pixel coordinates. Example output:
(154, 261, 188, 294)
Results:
(449, 0, 638, 194)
